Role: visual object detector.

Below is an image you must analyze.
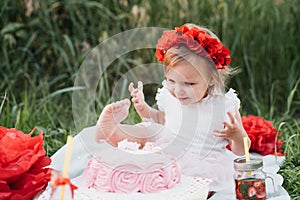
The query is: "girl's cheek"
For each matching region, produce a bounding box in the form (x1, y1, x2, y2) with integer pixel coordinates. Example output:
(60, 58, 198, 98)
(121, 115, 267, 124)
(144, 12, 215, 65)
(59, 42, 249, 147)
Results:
(167, 88, 176, 98)
(167, 83, 175, 91)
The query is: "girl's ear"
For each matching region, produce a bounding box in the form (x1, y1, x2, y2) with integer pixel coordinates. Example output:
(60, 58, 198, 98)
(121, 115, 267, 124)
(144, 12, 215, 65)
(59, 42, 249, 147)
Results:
(208, 76, 215, 86)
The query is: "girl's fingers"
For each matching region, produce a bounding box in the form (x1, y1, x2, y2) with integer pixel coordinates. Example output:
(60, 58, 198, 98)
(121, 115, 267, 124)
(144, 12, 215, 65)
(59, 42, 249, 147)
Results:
(129, 81, 143, 98)
(213, 128, 229, 138)
(213, 129, 226, 134)
(227, 112, 235, 124)
(128, 82, 134, 93)
(213, 129, 221, 133)
(132, 97, 139, 104)
(137, 81, 144, 99)
(213, 132, 227, 138)
(131, 89, 138, 97)
(223, 121, 233, 129)
(138, 81, 143, 91)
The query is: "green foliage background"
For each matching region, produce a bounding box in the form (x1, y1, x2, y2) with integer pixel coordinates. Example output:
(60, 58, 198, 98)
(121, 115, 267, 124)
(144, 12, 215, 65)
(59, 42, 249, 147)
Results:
(0, 0, 299, 198)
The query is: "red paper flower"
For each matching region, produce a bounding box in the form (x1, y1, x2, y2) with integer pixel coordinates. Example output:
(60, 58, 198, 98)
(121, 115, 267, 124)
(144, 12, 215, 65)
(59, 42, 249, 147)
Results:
(0, 126, 52, 200)
(155, 25, 231, 69)
(241, 115, 283, 156)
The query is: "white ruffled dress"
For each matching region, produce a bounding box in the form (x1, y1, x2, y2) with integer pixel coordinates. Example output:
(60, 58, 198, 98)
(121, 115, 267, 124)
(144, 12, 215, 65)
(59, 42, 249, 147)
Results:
(153, 80, 240, 193)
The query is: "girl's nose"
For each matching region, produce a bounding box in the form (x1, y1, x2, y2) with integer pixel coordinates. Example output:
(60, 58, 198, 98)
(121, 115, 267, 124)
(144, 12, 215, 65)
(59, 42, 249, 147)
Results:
(174, 85, 185, 96)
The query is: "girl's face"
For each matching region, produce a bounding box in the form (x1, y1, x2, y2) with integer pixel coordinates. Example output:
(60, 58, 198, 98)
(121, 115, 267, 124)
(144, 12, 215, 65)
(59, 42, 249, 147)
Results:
(165, 59, 212, 105)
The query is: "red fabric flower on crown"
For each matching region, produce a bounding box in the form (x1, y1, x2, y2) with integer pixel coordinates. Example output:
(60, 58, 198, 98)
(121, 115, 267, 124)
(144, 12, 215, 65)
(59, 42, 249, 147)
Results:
(0, 126, 52, 200)
(155, 25, 231, 69)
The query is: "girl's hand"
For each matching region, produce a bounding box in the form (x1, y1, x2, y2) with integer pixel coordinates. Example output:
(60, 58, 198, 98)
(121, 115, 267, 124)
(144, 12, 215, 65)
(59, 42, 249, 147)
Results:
(128, 81, 146, 113)
(213, 112, 244, 142)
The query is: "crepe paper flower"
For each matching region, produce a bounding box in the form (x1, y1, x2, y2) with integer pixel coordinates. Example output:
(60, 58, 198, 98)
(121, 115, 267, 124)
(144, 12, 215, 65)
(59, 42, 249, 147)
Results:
(241, 115, 284, 156)
(0, 126, 52, 200)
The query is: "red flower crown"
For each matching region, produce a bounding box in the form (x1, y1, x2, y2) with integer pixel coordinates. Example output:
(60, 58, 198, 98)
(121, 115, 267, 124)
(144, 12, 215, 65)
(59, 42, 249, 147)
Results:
(155, 25, 231, 69)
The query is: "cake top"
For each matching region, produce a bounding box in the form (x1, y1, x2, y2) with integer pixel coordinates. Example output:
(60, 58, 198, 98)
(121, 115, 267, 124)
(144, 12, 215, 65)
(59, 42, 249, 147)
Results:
(117, 139, 162, 154)
(92, 140, 178, 173)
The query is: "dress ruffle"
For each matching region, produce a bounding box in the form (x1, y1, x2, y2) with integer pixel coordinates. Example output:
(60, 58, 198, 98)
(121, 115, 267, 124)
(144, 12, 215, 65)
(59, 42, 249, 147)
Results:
(224, 88, 241, 123)
(155, 80, 168, 111)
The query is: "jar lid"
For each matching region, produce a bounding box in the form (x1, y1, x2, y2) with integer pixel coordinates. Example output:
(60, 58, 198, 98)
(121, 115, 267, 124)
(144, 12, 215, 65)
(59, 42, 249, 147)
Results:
(234, 157, 263, 171)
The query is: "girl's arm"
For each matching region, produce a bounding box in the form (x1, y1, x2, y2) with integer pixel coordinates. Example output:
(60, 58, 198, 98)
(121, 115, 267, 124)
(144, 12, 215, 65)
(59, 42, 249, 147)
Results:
(214, 110, 250, 156)
(228, 111, 250, 155)
(129, 81, 165, 124)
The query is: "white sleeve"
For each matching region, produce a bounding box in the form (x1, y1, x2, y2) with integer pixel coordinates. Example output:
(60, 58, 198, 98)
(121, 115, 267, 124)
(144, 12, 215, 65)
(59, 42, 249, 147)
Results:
(225, 88, 241, 121)
(50, 126, 112, 178)
(155, 80, 169, 111)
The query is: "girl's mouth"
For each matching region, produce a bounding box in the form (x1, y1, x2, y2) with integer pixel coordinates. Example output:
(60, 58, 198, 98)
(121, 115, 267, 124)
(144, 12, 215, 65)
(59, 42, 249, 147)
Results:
(178, 97, 188, 101)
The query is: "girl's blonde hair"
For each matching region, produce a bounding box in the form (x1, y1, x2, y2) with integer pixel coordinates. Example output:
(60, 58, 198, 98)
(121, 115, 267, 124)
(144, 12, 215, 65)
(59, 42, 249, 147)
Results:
(163, 23, 238, 94)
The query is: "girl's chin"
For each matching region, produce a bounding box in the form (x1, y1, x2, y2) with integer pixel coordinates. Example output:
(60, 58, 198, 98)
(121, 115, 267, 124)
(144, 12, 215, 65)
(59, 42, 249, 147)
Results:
(178, 98, 202, 105)
(178, 99, 193, 105)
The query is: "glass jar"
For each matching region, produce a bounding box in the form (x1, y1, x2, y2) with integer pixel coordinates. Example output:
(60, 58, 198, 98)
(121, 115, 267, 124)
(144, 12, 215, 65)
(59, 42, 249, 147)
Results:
(234, 157, 274, 200)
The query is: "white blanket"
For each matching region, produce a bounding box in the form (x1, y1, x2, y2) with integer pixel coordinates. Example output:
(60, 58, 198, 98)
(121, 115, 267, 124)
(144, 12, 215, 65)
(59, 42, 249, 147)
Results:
(50, 126, 290, 200)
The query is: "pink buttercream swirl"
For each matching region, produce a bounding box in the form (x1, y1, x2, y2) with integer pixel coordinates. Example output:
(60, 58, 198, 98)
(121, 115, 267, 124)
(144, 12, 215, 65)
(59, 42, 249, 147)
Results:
(141, 163, 165, 193)
(140, 163, 169, 193)
(84, 158, 112, 192)
(140, 160, 181, 193)
(165, 160, 181, 188)
(94, 162, 112, 192)
(109, 164, 144, 193)
(83, 154, 182, 193)
(83, 158, 99, 188)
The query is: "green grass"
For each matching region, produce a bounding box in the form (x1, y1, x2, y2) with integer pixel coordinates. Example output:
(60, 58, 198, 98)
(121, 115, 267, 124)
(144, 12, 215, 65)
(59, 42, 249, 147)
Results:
(0, 0, 299, 198)
(279, 124, 300, 199)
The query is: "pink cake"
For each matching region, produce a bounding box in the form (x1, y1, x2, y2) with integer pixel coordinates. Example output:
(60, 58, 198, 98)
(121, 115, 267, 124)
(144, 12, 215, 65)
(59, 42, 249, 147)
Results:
(83, 141, 181, 193)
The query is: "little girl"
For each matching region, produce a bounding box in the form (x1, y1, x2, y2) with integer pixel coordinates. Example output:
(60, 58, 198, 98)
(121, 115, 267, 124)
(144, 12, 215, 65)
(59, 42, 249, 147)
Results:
(95, 24, 250, 194)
